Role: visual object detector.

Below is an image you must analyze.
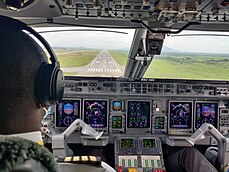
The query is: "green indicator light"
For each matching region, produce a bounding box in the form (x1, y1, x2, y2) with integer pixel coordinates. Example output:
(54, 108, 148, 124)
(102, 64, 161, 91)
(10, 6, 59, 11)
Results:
(122, 159, 125, 167)
(157, 159, 161, 167)
(151, 160, 155, 167)
(145, 160, 149, 167)
(134, 159, 138, 167)
(128, 159, 131, 167)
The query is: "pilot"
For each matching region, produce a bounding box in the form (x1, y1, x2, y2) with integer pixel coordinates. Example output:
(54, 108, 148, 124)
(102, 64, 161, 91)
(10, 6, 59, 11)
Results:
(0, 16, 58, 171)
(168, 147, 217, 172)
(0, 16, 114, 172)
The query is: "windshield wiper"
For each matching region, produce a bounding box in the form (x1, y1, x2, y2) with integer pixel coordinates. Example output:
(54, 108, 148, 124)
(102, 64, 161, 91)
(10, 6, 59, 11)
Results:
(37, 29, 128, 34)
(171, 34, 229, 37)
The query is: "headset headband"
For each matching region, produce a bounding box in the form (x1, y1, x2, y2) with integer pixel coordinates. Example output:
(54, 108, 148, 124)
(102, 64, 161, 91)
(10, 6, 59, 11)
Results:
(0, 15, 59, 65)
(0, 15, 64, 106)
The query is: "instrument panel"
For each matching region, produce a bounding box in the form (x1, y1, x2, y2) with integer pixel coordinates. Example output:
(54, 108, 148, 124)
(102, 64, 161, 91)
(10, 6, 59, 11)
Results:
(41, 76, 229, 171)
(45, 76, 229, 146)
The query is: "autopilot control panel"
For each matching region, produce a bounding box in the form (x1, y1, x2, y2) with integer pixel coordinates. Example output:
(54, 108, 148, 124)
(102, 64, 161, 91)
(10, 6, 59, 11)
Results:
(115, 137, 164, 171)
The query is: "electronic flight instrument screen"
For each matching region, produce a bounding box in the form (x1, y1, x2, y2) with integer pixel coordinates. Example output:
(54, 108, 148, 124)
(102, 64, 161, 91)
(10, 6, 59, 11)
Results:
(154, 117, 165, 129)
(169, 101, 192, 129)
(127, 101, 150, 128)
(143, 139, 156, 148)
(121, 139, 134, 148)
(83, 100, 108, 128)
(112, 116, 123, 129)
(195, 102, 218, 129)
(112, 101, 122, 111)
(56, 100, 80, 127)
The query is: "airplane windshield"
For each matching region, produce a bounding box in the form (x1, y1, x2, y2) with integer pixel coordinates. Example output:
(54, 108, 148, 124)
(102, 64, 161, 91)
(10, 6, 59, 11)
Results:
(145, 31, 229, 80)
(37, 28, 229, 80)
(36, 27, 135, 77)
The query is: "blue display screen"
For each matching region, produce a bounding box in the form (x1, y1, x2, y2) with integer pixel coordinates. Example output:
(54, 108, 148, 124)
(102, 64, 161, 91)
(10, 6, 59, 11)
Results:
(113, 101, 122, 111)
(56, 100, 80, 127)
(195, 102, 218, 129)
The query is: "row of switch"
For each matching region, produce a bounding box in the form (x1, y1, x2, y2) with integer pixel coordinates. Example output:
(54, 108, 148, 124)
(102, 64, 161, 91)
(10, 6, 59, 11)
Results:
(118, 156, 162, 168)
(118, 167, 166, 172)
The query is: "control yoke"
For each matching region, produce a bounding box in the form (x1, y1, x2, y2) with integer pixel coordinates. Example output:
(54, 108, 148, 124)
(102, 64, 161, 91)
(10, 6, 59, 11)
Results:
(63, 119, 103, 140)
(186, 123, 224, 146)
(51, 119, 103, 157)
(186, 123, 229, 172)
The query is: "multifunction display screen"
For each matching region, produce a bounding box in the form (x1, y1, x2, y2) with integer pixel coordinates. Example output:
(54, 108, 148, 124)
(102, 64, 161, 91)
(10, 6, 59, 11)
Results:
(154, 117, 165, 129)
(84, 100, 108, 128)
(143, 139, 156, 148)
(127, 101, 150, 128)
(121, 139, 134, 148)
(169, 101, 192, 129)
(56, 100, 80, 127)
(195, 102, 218, 129)
(112, 116, 122, 129)
(113, 101, 122, 111)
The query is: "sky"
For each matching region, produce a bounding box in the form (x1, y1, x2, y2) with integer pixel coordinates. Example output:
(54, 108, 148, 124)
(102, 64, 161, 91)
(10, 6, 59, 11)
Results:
(35, 27, 135, 50)
(35, 27, 229, 54)
(163, 31, 229, 54)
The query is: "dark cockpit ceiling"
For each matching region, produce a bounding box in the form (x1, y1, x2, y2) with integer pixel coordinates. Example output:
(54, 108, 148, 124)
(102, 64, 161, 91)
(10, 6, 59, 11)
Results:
(0, 0, 229, 32)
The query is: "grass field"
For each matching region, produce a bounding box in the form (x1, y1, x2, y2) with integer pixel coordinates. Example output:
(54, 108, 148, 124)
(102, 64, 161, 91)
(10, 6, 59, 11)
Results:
(109, 50, 129, 66)
(144, 54, 229, 80)
(55, 49, 100, 67)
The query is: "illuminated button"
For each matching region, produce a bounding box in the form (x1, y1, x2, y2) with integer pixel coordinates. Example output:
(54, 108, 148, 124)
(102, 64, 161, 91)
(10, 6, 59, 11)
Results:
(128, 168, 137, 172)
(157, 159, 161, 167)
(128, 159, 131, 167)
(145, 160, 149, 167)
(122, 159, 125, 167)
(134, 159, 138, 167)
(81, 156, 88, 161)
(151, 160, 155, 167)
(118, 166, 123, 172)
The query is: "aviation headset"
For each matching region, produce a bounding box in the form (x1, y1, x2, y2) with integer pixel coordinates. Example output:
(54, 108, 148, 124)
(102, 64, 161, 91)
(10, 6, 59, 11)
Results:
(0, 15, 64, 106)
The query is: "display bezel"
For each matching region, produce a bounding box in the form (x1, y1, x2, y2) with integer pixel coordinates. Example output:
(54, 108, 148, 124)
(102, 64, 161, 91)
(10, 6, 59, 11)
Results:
(152, 115, 167, 134)
(55, 98, 81, 128)
(83, 99, 109, 129)
(168, 100, 193, 131)
(109, 113, 125, 133)
(194, 101, 219, 130)
(126, 100, 151, 129)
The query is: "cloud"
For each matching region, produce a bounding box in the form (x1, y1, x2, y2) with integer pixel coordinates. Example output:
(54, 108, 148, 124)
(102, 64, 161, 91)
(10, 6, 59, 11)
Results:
(35, 27, 135, 50)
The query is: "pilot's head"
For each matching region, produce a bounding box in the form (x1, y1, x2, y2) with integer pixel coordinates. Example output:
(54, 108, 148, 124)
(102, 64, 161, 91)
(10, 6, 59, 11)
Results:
(0, 17, 48, 134)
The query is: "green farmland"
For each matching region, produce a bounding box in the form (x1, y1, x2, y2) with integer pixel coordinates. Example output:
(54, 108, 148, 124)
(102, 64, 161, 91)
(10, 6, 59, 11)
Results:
(55, 49, 100, 67)
(144, 53, 229, 80)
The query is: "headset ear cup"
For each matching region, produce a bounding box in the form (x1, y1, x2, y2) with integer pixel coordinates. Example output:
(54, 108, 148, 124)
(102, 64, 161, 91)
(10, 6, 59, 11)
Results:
(35, 62, 64, 107)
(51, 66, 64, 104)
(56, 69, 64, 103)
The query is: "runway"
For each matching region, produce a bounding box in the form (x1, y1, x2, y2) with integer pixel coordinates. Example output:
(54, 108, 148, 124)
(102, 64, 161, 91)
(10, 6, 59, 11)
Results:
(62, 50, 124, 77)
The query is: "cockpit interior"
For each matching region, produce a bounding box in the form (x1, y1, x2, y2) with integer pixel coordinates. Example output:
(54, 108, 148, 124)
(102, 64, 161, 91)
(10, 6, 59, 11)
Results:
(1, 0, 229, 171)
